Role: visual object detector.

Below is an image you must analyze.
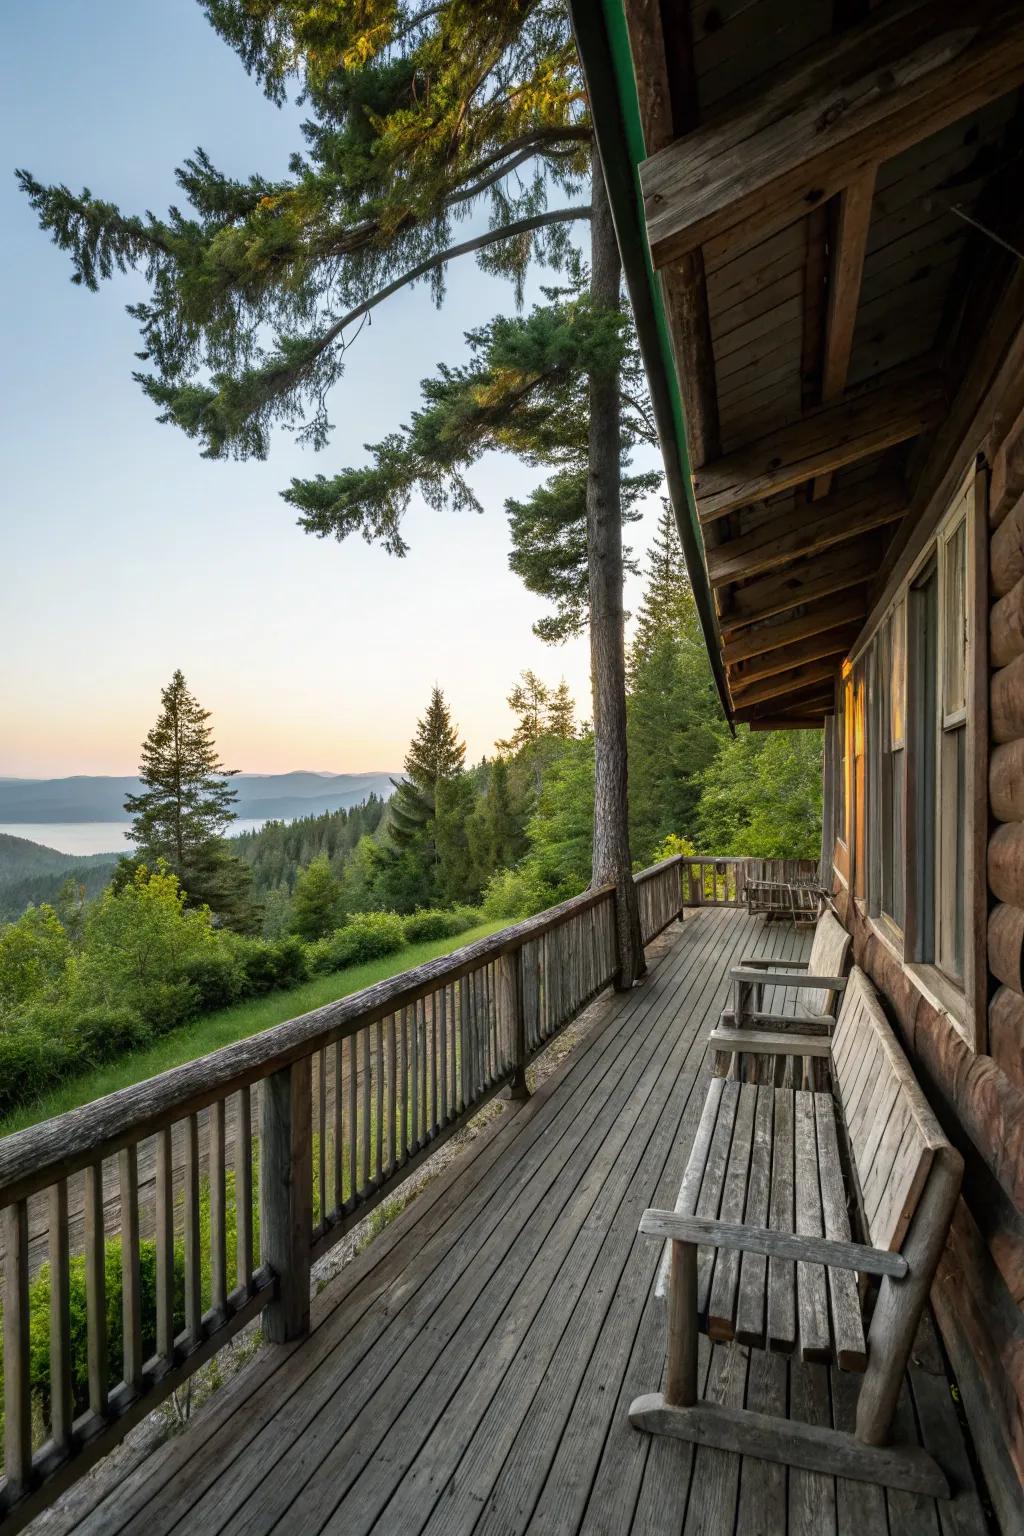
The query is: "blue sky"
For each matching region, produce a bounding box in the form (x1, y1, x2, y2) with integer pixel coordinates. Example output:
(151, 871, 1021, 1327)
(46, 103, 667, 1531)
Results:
(1, 1, 662, 777)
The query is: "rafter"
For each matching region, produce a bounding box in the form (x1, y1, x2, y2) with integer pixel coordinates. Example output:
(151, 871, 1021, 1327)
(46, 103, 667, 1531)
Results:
(718, 543, 879, 635)
(640, 0, 1024, 267)
(721, 591, 868, 665)
(705, 475, 905, 588)
(693, 374, 941, 524)
(813, 167, 878, 498)
(728, 626, 860, 689)
(729, 658, 842, 709)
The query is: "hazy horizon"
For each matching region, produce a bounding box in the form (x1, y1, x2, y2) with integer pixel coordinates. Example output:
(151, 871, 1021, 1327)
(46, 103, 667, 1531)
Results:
(2, 2, 661, 780)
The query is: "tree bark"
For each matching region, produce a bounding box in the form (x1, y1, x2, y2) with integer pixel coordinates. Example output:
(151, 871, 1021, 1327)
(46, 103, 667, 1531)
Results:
(587, 161, 645, 988)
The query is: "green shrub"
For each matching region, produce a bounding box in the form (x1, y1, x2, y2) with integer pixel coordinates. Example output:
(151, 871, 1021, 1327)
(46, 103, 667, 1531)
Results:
(0, 1019, 73, 1116)
(237, 935, 310, 993)
(74, 1006, 152, 1062)
(401, 908, 479, 943)
(480, 867, 552, 921)
(177, 950, 245, 1012)
(330, 912, 406, 966)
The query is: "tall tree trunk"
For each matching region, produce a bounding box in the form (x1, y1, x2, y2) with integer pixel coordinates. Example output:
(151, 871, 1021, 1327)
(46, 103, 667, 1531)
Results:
(587, 161, 645, 988)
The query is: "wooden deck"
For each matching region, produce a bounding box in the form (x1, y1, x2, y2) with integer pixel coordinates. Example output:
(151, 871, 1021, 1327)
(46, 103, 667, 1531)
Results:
(54, 909, 988, 1536)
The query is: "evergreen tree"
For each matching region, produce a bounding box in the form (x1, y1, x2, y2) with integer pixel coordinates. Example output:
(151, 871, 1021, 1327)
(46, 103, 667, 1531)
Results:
(498, 671, 550, 753)
(626, 509, 727, 862)
(546, 679, 576, 738)
(388, 686, 466, 850)
(124, 671, 257, 930)
(467, 757, 529, 881)
(290, 854, 343, 940)
(21, 4, 649, 980)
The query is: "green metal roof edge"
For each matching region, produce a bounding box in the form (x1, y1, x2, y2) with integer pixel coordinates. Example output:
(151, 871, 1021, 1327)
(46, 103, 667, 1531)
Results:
(567, 0, 732, 725)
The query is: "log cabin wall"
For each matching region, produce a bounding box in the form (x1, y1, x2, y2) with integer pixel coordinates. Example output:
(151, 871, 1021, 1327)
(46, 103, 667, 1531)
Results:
(573, 0, 1024, 1521)
(831, 399, 1024, 1524)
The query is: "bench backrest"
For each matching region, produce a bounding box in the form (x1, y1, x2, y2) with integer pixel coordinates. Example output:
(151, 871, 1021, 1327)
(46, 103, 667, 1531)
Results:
(801, 908, 852, 1017)
(831, 967, 952, 1251)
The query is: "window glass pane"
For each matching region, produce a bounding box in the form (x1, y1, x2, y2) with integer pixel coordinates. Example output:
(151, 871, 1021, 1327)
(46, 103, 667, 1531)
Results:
(943, 519, 967, 719)
(891, 602, 906, 746)
(890, 748, 905, 927)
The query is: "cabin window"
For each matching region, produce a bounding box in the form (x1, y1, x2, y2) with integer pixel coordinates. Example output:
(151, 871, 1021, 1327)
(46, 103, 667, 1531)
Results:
(881, 603, 906, 931)
(936, 506, 969, 982)
(853, 665, 867, 903)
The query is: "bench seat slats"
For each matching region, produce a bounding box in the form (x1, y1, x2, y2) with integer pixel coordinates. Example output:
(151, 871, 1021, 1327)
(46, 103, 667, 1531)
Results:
(707, 1084, 758, 1339)
(695, 1081, 741, 1317)
(794, 1092, 831, 1362)
(814, 1092, 866, 1372)
(654, 1076, 726, 1301)
(767, 1089, 797, 1353)
(735, 1087, 774, 1347)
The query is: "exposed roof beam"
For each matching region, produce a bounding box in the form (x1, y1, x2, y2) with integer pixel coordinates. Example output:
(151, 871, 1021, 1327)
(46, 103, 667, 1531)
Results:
(730, 658, 842, 709)
(721, 591, 868, 664)
(705, 475, 905, 587)
(735, 682, 837, 722)
(718, 542, 880, 634)
(728, 626, 860, 687)
(813, 168, 878, 498)
(640, 0, 1024, 268)
(694, 374, 942, 524)
(750, 716, 828, 731)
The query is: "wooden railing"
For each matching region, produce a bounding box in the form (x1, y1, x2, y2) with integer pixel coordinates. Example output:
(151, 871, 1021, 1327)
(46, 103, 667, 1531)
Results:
(679, 856, 819, 908)
(0, 857, 683, 1531)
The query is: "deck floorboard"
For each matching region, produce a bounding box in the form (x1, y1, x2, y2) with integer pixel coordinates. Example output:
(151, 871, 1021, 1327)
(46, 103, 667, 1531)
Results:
(51, 909, 987, 1536)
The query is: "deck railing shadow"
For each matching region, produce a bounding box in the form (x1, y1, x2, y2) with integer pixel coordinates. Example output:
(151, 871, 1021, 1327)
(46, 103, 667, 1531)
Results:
(0, 854, 685, 1532)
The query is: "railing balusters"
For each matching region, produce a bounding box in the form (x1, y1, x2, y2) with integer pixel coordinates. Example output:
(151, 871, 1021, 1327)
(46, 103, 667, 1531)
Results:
(119, 1146, 144, 1392)
(48, 1179, 72, 1451)
(440, 985, 449, 1124)
(3, 1198, 31, 1496)
(387, 1012, 398, 1175)
(209, 1100, 227, 1319)
(374, 1020, 384, 1185)
(184, 1115, 201, 1347)
(317, 1048, 327, 1229)
(155, 1126, 175, 1365)
(332, 1041, 343, 1217)
(348, 1034, 358, 1205)
(361, 1027, 371, 1194)
(84, 1162, 108, 1417)
(411, 997, 420, 1147)
(236, 1085, 253, 1293)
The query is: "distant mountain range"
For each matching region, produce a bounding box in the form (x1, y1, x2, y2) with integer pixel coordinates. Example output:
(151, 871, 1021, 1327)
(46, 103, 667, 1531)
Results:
(0, 772, 397, 824)
(0, 833, 120, 922)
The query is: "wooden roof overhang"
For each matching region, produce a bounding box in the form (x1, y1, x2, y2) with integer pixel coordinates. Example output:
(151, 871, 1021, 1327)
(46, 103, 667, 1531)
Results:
(569, 0, 1024, 727)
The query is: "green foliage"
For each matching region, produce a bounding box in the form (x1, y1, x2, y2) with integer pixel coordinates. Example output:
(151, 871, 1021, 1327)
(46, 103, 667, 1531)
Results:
(0, 836, 117, 924)
(329, 912, 406, 965)
(290, 854, 343, 941)
(234, 934, 310, 993)
(0, 904, 70, 1014)
(480, 866, 552, 922)
(693, 730, 824, 860)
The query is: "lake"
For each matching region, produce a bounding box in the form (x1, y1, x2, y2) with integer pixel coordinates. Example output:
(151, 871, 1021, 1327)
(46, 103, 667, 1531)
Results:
(0, 821, 273, 857)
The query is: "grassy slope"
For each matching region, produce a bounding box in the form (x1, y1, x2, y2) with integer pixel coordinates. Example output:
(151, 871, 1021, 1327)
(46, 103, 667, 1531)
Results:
(0, 920, 506, 1137)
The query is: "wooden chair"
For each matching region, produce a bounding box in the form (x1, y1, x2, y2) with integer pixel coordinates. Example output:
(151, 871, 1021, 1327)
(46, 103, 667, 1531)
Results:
(631, 967, 963, 1498)
(719, 905, 851, 1042)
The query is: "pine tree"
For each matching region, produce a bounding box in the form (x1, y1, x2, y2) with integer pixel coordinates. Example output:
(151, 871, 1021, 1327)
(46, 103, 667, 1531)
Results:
(546, 679, 576, 739)
(124, 671, 257, 929)
(498, 671, 550, 754)
(388, 686, 466, 850)
(626, 512, 727, 861)
(290, 854, 343, 940)
(22, 6, 649, 980)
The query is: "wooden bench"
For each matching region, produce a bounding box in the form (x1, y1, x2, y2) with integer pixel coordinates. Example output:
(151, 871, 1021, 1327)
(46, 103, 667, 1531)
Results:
(631, 967, 963, 1498)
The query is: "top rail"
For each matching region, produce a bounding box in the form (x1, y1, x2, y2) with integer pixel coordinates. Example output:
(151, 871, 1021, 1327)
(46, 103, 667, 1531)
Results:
(0, 883, 618, 1210)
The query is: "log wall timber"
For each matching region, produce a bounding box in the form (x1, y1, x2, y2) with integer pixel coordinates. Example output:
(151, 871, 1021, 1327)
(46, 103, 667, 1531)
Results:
(833, 888, 1024, 1518)
(990, 493, 1024, 598)
(990, 575, 1024, 668)
(987, 821, 1024, 908)
(990, 650, 1024, 743)
(988, 901, 1024, 993)
(990, 738, 1024, 822)
(693, 375, 943, 524)
(988, 985, 1024, 1093)
(639, 0, 1024, 268)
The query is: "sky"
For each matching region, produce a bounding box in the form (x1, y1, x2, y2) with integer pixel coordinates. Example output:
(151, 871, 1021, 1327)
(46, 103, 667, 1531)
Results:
(0, 1, 663, 779)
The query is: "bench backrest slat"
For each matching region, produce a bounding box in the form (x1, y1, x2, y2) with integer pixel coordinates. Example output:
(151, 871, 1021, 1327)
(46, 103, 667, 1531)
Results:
(800, 909, 852, 1018)
(831, 968, 949, 1252)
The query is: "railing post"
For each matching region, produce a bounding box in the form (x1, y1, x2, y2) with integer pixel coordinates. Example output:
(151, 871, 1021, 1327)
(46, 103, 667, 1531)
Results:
(500, 948, 530, 1100)
(260, 1057, 313, 1343)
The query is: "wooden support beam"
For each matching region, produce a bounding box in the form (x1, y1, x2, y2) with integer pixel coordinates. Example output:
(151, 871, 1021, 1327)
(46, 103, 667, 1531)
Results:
(750, 715, 829, 731)
(640, 0, 1024, 268)
(814, 168, 878, 498)
(719, 543, 880, 633)
(734, 682, 837, 722)
(729, 626, 859, 687)
(730, 659, 841, 709)
(705, 475, 905, 587)
(722, 591, 867, 663)
(694, 375, 942, 524)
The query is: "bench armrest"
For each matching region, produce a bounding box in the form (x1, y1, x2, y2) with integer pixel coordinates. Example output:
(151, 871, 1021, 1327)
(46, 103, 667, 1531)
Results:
(738, 956, 811, 971)
(708, 1026, 832, 1057)
(638, 1211, 907, 1278)
(730, 967, 847, 991)
(718, 1011, 833, 1036)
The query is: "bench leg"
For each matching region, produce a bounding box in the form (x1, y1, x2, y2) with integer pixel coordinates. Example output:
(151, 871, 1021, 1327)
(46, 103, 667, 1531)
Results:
(627, 1398, 950, 1498)
(855, 1148, 961, 1448)
(665, 1240, 698, 1407)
